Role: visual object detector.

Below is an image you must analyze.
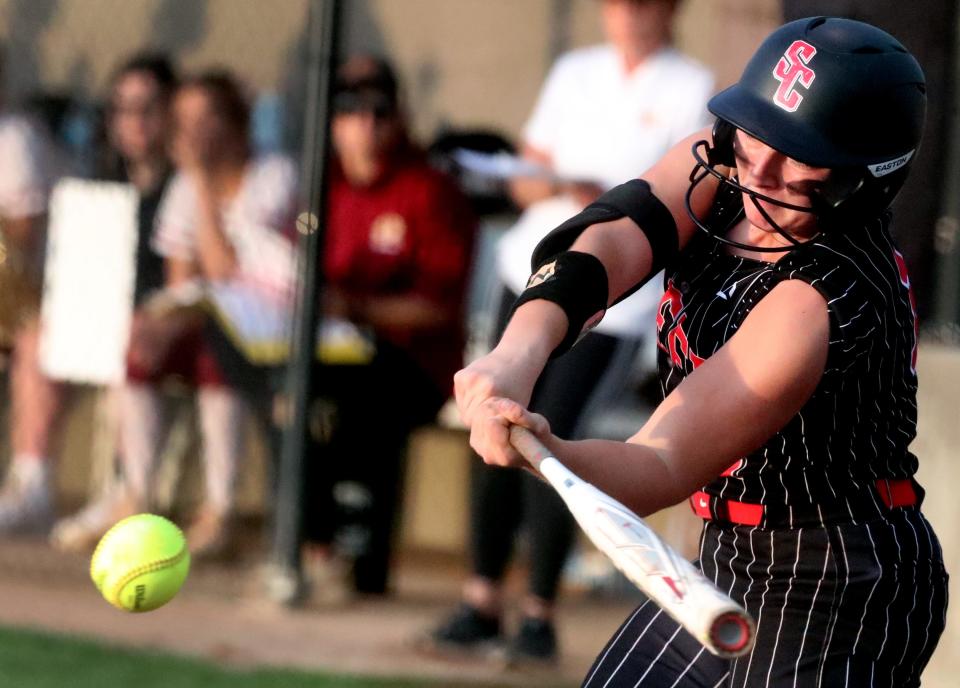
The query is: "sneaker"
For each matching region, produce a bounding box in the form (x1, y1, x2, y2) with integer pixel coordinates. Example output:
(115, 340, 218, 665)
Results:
(0, 463, 54, 535)
(186, 506, 233, 559)
(509, 616, 558, 663)
(49, 488, 139, 552)
(426, 603, 502, 654)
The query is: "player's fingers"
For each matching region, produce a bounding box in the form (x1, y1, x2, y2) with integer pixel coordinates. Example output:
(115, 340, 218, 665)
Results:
(492, 398, 551, 437)
(469, 401, 524, 467)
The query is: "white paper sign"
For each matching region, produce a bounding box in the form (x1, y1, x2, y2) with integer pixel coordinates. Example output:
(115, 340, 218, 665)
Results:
(39, 178, 138, 384)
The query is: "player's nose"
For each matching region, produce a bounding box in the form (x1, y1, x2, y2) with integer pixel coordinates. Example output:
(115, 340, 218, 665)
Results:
(742, 147, 783, 190)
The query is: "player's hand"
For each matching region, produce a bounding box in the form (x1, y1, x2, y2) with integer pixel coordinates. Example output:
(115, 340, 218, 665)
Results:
(453, 348, 538, 428)
(469, 396, 552, 469)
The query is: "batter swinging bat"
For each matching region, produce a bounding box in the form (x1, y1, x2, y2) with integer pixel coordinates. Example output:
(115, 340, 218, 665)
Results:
(508, 425, 755, 658)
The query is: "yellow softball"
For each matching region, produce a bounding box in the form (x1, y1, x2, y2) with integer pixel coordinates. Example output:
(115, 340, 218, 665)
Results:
(90, 513, 190, 613)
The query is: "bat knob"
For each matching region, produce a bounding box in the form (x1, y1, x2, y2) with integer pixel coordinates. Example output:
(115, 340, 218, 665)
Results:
(709, 612, 755, 657)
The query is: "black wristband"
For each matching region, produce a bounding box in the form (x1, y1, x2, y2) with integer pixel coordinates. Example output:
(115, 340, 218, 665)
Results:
(509, 251, 608, 358)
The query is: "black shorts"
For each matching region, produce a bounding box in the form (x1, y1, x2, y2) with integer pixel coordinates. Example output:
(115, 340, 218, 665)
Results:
(583, 508, 948, 687)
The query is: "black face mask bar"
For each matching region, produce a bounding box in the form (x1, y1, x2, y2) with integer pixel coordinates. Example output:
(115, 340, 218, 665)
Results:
(684, 139, 825, 253)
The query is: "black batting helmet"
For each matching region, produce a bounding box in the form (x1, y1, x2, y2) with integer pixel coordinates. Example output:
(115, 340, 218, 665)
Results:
(687, 16, 927, 251)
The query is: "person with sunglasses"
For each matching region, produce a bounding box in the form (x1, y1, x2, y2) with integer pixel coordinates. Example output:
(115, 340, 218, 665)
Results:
(299, 55, 476, 597)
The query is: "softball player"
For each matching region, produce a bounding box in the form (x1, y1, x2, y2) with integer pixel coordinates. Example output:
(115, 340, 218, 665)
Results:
(455, 17, 948, 687)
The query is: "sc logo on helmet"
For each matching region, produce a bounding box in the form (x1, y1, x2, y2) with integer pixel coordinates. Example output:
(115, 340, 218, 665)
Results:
(772, 40, 817, 112)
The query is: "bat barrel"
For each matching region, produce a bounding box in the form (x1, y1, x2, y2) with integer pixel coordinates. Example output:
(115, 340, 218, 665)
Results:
(709, 611, 755, 657)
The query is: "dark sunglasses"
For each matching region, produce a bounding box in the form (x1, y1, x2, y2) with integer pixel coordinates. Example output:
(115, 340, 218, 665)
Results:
(332, 90, 397, 120)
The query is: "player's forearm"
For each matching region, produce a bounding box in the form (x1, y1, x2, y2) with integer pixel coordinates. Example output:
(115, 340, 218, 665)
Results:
(463, 300, 567, 409)
(550, 437, 686, 517)
(570, 218, 655, 305)
(497, 299, 566, 365)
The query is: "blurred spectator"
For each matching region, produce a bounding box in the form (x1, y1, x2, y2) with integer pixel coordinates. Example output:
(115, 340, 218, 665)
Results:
(0, 44, 61, 534)
(97, 54, 178, 303)
(428, 0, 713, 662)
(49, 53, 180, 549)
(300, 55, 476, 596)
(55, 70, 298, 558)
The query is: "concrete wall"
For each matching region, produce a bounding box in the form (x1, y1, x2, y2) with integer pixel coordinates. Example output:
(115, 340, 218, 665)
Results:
(912, 344, 960, 685)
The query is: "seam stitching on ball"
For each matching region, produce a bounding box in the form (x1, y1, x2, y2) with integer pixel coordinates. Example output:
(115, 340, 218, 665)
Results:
(110, 547, 187, 599)
(107, 545, 189, 606)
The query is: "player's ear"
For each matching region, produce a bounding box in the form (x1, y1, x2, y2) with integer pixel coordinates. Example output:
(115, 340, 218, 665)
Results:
(708, 119, 736, 168)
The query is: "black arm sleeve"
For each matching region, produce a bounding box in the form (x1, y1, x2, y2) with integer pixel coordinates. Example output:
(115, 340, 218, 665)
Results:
(530, 179, 678, 304)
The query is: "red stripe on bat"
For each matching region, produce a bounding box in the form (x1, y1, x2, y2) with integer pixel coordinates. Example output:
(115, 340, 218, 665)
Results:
(662, 576, 684, 600)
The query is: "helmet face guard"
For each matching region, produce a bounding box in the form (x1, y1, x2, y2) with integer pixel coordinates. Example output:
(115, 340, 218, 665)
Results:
(687, 17, 926, 252)
(685, 126, 819, 253)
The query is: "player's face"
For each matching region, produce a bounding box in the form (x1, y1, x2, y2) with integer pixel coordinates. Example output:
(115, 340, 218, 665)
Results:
(732, 130, 830, 240)
(110, 72, 169, 163)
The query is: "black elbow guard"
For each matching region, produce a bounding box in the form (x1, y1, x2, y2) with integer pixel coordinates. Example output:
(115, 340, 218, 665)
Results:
(530, 179, 679, 303)
(509, 251, 608, 358)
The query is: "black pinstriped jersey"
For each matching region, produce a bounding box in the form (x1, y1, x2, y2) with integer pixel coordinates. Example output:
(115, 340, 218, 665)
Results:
(656, 206, 919, 508)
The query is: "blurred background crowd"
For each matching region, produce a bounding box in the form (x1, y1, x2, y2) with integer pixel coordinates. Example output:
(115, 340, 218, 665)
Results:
(0, 0, 958, 684)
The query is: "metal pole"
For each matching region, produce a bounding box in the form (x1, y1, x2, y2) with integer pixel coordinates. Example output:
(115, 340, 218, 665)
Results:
(266, 0, 341, 606)
(933, 9, 960, 331)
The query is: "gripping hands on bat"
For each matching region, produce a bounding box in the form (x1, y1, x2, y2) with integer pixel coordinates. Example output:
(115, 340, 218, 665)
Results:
(454, 385, 755, 658)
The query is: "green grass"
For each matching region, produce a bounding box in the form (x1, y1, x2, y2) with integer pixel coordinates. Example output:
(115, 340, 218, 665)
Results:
(0, 625, 443, 688)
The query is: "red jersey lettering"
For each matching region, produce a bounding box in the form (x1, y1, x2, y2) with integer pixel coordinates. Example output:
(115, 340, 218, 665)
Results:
(657, 280, 705, 369)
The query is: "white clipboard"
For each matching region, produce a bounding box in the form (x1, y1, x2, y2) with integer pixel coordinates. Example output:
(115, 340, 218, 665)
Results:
(39, 178, 138, 385)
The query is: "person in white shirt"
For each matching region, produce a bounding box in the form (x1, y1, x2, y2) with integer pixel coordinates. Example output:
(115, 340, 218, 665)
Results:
(56, 71, 298, 558)
(429, 0, 713, 662)
(0, 47, 61, 535)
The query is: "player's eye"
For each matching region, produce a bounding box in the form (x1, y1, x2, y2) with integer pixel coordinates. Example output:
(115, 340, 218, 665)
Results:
(732, 142, 749, 165)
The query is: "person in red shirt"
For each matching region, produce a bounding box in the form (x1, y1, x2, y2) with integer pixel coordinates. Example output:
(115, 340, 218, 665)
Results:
(302, 55, 476, 596)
